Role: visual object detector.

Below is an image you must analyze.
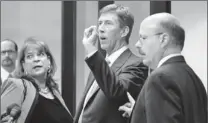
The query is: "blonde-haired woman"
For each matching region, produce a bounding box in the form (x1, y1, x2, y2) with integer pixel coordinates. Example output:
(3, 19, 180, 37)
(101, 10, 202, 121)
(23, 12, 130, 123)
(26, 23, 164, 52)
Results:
(1, 37, 73, 123)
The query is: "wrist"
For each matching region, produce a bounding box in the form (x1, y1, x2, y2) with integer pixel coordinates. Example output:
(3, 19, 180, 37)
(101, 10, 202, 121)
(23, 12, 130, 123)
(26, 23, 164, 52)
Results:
(84, 44, 98, 54)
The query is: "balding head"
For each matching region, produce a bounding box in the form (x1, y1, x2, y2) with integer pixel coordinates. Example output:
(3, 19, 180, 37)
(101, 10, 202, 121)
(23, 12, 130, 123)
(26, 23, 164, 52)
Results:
(141, 12, 185, 50)
(136, 13, 185, 69)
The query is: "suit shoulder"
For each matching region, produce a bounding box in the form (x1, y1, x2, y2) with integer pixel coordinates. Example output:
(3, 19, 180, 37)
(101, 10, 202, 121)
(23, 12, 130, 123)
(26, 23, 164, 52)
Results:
(125, 52, 143, 65)
(2, 78, 25, 90)
(148, 66, 182, 90)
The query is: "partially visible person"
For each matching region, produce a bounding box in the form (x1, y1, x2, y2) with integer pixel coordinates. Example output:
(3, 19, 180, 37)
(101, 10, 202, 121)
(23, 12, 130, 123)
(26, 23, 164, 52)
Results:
(119, 12, 207, 123)
(1, 39, 18, 85)
(1, 37, 73, 123)
(74, 4, 148, 123)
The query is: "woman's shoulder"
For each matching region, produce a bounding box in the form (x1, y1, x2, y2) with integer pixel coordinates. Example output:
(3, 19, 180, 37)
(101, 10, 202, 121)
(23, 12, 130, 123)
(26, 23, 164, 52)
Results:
(1, 78, 32, 91)
(3, 78, 23, 86)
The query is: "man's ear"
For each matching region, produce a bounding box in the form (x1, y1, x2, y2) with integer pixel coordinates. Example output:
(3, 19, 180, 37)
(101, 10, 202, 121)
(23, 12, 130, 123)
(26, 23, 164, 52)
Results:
(160, 33, 170, 48)
(121, 26, 130, 38)
(22, 61, 26, 71)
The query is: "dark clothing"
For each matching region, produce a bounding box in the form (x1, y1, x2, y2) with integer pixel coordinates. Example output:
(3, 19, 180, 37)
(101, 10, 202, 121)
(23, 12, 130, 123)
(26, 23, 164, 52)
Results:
(74, 49, 148, 123)
(1, 78, 73, 123)
(30, 94, 73, 123)
(130, 56, 207, 123)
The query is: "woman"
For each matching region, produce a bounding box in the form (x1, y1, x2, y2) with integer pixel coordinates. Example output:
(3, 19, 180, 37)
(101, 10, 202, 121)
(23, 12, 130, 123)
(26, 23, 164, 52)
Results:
(1, 37, 73, 123)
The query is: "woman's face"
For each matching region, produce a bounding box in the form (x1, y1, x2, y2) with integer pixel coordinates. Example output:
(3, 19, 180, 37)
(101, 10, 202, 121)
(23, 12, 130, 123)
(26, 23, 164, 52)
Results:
(22, 44, 51, 78)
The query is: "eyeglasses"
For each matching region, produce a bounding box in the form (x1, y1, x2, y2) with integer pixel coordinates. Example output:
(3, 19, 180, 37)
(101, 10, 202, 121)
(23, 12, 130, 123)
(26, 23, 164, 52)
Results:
(1, 50, 16, 55)
(139, 32, 163, 44)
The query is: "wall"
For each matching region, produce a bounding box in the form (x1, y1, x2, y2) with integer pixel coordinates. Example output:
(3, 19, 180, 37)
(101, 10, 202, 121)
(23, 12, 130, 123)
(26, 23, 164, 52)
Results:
(114, 1, 150, 56)
(1, 1, 62, 90)
(172, 1, 207, 91)
(76, 1, 98, 109)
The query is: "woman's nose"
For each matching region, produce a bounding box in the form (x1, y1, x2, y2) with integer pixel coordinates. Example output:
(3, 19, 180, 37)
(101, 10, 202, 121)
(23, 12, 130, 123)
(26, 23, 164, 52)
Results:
(33, 55, 40, 61)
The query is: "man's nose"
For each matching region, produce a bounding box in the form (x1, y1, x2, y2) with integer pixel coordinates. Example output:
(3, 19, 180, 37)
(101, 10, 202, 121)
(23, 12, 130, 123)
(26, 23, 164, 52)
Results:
(5, 52, 9, 57)
(135, 40, 142, 48)
(98, 24, 105, 33)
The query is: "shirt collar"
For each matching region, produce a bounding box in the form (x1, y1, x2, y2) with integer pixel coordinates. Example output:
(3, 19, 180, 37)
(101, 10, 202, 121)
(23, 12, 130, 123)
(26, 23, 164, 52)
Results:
(157, 53, 182, 68)
(106, 46, 128, 67)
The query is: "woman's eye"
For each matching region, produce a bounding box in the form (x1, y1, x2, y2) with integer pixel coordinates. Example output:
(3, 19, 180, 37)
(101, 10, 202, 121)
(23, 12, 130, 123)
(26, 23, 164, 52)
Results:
(26, 55, 33, 59)
(39, 52, 45, 56)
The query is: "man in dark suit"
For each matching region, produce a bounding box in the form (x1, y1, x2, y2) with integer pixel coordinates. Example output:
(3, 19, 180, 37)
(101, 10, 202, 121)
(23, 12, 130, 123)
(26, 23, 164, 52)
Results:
(120, 12, 207, 123)
(74, 4, 148, 123)
(1, 39, 18, 85)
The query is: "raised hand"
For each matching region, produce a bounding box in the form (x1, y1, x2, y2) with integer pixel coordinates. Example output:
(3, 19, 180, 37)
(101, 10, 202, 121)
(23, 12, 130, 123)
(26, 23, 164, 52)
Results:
(118, 92, 135, 118)
(83, 25, 99, 54)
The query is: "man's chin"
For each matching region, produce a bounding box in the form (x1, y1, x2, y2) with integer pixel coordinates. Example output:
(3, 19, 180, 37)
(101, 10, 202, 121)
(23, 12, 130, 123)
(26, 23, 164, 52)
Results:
(2, 62, 13, 67)
(143, 59, 151, 67)
(100, 45, 108, 51)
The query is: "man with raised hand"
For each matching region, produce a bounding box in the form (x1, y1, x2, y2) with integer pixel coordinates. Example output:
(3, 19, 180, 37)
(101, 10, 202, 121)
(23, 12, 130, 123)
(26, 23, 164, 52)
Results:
(74, 4, 148, 123)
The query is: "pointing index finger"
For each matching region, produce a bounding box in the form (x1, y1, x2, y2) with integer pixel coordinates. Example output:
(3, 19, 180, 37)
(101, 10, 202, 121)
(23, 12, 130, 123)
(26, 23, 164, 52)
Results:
(127, 92, 135, 104)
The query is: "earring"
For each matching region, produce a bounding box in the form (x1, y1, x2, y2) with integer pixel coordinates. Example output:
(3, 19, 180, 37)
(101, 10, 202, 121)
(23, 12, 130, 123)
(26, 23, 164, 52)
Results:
(47, 66, 51, 74)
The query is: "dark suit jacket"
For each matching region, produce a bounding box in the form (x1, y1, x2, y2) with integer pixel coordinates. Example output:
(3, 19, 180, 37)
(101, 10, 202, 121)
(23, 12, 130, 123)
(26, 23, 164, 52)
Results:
(74, 49, 148, 123)
(130, 56, 207, 123)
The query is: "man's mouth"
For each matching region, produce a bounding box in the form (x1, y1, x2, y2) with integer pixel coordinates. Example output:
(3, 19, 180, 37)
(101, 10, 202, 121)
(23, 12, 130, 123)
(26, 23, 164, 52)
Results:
(99, 37, 107, 41)
(3, 59, 12, 62)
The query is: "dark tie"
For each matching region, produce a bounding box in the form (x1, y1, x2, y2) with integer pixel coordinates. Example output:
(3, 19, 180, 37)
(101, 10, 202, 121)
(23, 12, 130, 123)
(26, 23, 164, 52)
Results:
(8, 74, 12, 79)
(148, 68, 153, 76)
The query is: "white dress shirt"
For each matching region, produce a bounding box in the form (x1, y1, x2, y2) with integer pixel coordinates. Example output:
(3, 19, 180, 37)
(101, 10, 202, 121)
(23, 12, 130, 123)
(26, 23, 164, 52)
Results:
(79, 46, 128, 123)
(157, 53, 182, 68)
(105, 46, 128, 66)
(1, 67, 10, 84)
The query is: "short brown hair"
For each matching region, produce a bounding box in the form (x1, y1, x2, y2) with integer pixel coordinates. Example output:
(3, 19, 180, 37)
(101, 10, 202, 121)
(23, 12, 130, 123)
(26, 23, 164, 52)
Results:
(99, 4, 134, 44)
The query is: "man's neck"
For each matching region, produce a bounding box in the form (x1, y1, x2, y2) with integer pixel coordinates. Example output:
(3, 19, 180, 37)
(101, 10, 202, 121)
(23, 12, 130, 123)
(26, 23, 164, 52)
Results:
(2, 65, 15, 73)
(161, 47, 181, 59)
(106, 40, 127, 56)
(150, 47, 182, 70)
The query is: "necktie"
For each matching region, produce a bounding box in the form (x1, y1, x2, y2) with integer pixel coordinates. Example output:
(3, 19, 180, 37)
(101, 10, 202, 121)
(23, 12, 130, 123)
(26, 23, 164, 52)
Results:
(8, 74, 12, 78)
(148, 68, 153, 76)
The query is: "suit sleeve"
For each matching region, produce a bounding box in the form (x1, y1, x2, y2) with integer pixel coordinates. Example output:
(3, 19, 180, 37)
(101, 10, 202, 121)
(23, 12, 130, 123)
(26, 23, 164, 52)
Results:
(145, 73, 183, 123)
(1, 78, 25, 115)
(85, 51, 148, 101)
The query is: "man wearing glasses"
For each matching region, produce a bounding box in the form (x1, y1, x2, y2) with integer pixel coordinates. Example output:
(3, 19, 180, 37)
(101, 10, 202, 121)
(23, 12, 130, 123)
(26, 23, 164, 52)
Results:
(1, 39, 18, 85)
(119, 13, 207, 123)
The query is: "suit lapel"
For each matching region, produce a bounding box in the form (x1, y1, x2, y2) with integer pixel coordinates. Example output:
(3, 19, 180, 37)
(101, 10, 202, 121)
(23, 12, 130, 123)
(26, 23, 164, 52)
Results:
(86, 49, 132, 101)
(83, 72, 99, 108)
(84, 72, 95, 95)
(111, 49, 132, 72)
(84, 49, 132, 108)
